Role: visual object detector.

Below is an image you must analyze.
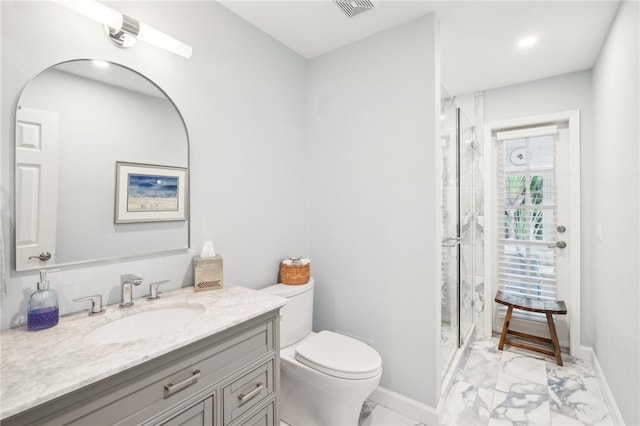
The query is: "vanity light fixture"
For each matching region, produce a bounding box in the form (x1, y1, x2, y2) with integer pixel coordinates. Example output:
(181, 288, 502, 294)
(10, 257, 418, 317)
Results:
(50, 0, 193, 59)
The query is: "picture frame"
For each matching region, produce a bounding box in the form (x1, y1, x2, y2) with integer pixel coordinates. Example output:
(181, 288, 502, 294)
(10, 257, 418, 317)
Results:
(115, 162, 187, 223)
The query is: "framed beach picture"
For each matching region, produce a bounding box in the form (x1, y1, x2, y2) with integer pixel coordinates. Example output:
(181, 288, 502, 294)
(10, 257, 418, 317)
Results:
(115, 162, 187, 223)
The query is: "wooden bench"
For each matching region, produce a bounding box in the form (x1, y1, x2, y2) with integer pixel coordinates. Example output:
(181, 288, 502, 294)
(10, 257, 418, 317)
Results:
(494, 290, 567, 366)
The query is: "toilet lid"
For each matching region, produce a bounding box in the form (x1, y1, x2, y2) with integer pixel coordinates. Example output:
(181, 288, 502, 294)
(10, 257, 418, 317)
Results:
(294, 331, 382, 380)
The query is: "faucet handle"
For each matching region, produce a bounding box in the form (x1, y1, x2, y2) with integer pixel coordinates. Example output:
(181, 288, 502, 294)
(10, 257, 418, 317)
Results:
(121, 274, 143, 285)
(73, 295, 105, 316)
(147, 280, 169, 301)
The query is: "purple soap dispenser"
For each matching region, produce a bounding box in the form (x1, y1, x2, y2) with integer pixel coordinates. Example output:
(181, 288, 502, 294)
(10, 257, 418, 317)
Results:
(27, 270, 59, 331)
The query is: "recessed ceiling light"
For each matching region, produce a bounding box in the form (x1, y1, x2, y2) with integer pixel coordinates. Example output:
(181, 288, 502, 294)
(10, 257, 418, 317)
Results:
(518, 36, 538, 49)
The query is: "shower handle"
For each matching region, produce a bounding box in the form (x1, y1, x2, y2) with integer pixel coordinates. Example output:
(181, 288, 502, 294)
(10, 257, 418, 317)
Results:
(441, 237, 463, 247)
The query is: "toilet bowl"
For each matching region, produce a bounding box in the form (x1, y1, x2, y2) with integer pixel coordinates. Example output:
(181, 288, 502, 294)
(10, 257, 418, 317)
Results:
(280, 330, 382, 426)
(261, 279, 382, 426)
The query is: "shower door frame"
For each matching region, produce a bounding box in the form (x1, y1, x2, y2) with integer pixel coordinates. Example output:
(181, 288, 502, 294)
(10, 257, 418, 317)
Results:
(441, 105, 474, 376)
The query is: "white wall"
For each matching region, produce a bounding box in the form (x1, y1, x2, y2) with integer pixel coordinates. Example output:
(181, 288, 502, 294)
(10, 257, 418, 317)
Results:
(1, 1, 308, 327)
(590, 1, 639, 424)
(307, 14, 442, 407)
(484, 70, 593, 128)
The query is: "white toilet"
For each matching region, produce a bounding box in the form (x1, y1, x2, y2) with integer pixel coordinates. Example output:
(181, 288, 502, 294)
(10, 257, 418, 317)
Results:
(261, 278, 382, 426)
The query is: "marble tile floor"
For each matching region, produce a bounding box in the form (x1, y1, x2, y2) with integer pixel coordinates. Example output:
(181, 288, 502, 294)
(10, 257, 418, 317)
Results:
(280, 401, 424, 426)
(281, 336, 612, 426)
(441, 337, 614, 426)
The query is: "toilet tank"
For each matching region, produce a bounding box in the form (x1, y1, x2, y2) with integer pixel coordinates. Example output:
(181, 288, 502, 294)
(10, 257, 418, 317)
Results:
(260, 278, 314, 348)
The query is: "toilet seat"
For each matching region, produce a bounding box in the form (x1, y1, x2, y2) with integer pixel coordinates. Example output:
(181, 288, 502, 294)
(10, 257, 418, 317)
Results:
(294, 331, 382, 380)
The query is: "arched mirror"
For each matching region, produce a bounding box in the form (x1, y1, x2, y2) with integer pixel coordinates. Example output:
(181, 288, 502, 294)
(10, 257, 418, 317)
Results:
(15, 59, 189, 271)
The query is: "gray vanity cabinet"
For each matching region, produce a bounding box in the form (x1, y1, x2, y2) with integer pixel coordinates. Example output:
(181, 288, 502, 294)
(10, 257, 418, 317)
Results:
(3, 310, 280, 426)
(160, 397, 214, 426)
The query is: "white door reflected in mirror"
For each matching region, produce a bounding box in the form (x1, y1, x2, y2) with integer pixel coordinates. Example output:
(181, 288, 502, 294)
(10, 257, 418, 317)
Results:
(15, 107, 59, 271)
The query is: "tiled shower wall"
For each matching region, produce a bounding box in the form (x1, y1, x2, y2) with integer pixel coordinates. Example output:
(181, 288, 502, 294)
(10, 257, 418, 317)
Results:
(454, 92, 487, 341)
(472, 92, 485, 337)
(441, 91, 485, 346)
(458, 109, 474, 340)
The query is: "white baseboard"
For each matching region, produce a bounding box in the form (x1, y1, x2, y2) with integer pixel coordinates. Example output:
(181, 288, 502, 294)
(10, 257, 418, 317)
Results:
(569, 343, 590, 360)
(581, 345, 626, 425)
(369, 386, 439, 426)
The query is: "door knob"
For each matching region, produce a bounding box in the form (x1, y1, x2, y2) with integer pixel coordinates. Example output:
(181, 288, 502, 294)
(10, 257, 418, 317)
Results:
(28, 252, 52, 261)
(548, 241, 567, 249)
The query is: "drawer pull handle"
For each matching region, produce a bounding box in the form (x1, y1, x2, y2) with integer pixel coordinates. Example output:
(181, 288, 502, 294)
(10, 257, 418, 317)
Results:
(237, 382, 264, 406)
(164, 369, 201, 397)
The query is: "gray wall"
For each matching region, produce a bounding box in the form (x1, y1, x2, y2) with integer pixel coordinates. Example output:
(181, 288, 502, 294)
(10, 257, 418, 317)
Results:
(1, 1, 308, 326)
(307, 14, 442, 406)
(590, 1, 639, 424)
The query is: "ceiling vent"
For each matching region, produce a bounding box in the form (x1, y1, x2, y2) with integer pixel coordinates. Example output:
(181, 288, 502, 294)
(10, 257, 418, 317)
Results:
(334, 0, 378, 18)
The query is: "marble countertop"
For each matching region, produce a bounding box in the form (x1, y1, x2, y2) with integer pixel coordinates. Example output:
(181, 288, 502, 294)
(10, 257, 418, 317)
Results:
(0, 285, 286, 420)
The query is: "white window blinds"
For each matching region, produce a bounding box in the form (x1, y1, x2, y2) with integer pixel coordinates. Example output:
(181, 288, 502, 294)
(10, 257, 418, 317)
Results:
(496, 126, 558, 302)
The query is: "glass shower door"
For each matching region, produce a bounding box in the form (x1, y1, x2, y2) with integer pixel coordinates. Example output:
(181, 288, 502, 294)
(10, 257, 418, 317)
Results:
(440, 93, 460, 373)
(440, 93, 475, 375)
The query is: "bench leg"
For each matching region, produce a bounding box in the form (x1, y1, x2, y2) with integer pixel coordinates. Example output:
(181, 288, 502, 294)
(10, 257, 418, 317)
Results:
(546, 312, 563, 366)
(498, 306, 513, 351)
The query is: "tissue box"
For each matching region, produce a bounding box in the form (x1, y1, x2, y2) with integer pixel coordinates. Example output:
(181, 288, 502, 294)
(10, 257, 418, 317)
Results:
(194, 255, 223, 291)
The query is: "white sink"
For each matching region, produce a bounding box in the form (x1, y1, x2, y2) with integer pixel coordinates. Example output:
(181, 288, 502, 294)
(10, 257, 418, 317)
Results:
(85, 304, 206, 344)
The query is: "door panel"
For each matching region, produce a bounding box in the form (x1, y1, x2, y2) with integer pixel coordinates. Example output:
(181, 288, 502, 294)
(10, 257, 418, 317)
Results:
(492, 126, 571, 347)
(15, 107, 59, 270)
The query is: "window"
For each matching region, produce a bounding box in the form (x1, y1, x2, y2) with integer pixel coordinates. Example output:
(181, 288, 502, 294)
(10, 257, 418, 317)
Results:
(496, 126, 558, 304)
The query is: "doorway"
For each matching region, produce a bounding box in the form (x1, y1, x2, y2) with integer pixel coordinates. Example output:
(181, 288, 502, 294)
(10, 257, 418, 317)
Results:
(483, 110, 584, 358)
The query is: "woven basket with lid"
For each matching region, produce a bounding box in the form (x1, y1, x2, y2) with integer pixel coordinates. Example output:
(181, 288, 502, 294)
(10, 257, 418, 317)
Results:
(279, 257, 310, 285)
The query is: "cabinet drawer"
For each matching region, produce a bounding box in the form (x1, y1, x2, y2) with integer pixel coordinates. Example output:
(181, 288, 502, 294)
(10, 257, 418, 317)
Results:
(229, 401, 274, 426)
(160, 396, 214, 426)
(223, 360, 274, 424)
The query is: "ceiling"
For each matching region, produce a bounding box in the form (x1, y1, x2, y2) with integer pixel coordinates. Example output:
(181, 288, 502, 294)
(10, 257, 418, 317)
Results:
(219, 0, 620, 95)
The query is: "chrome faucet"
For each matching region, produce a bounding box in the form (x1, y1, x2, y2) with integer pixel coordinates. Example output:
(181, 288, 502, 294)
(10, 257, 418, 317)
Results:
(147, 280, 169, 301)
(74, 294, 105, 316)
(120, 274, 143, 308)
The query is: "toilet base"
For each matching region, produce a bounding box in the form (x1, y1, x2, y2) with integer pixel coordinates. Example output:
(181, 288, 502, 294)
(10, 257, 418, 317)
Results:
(279, 345, 381, 426)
